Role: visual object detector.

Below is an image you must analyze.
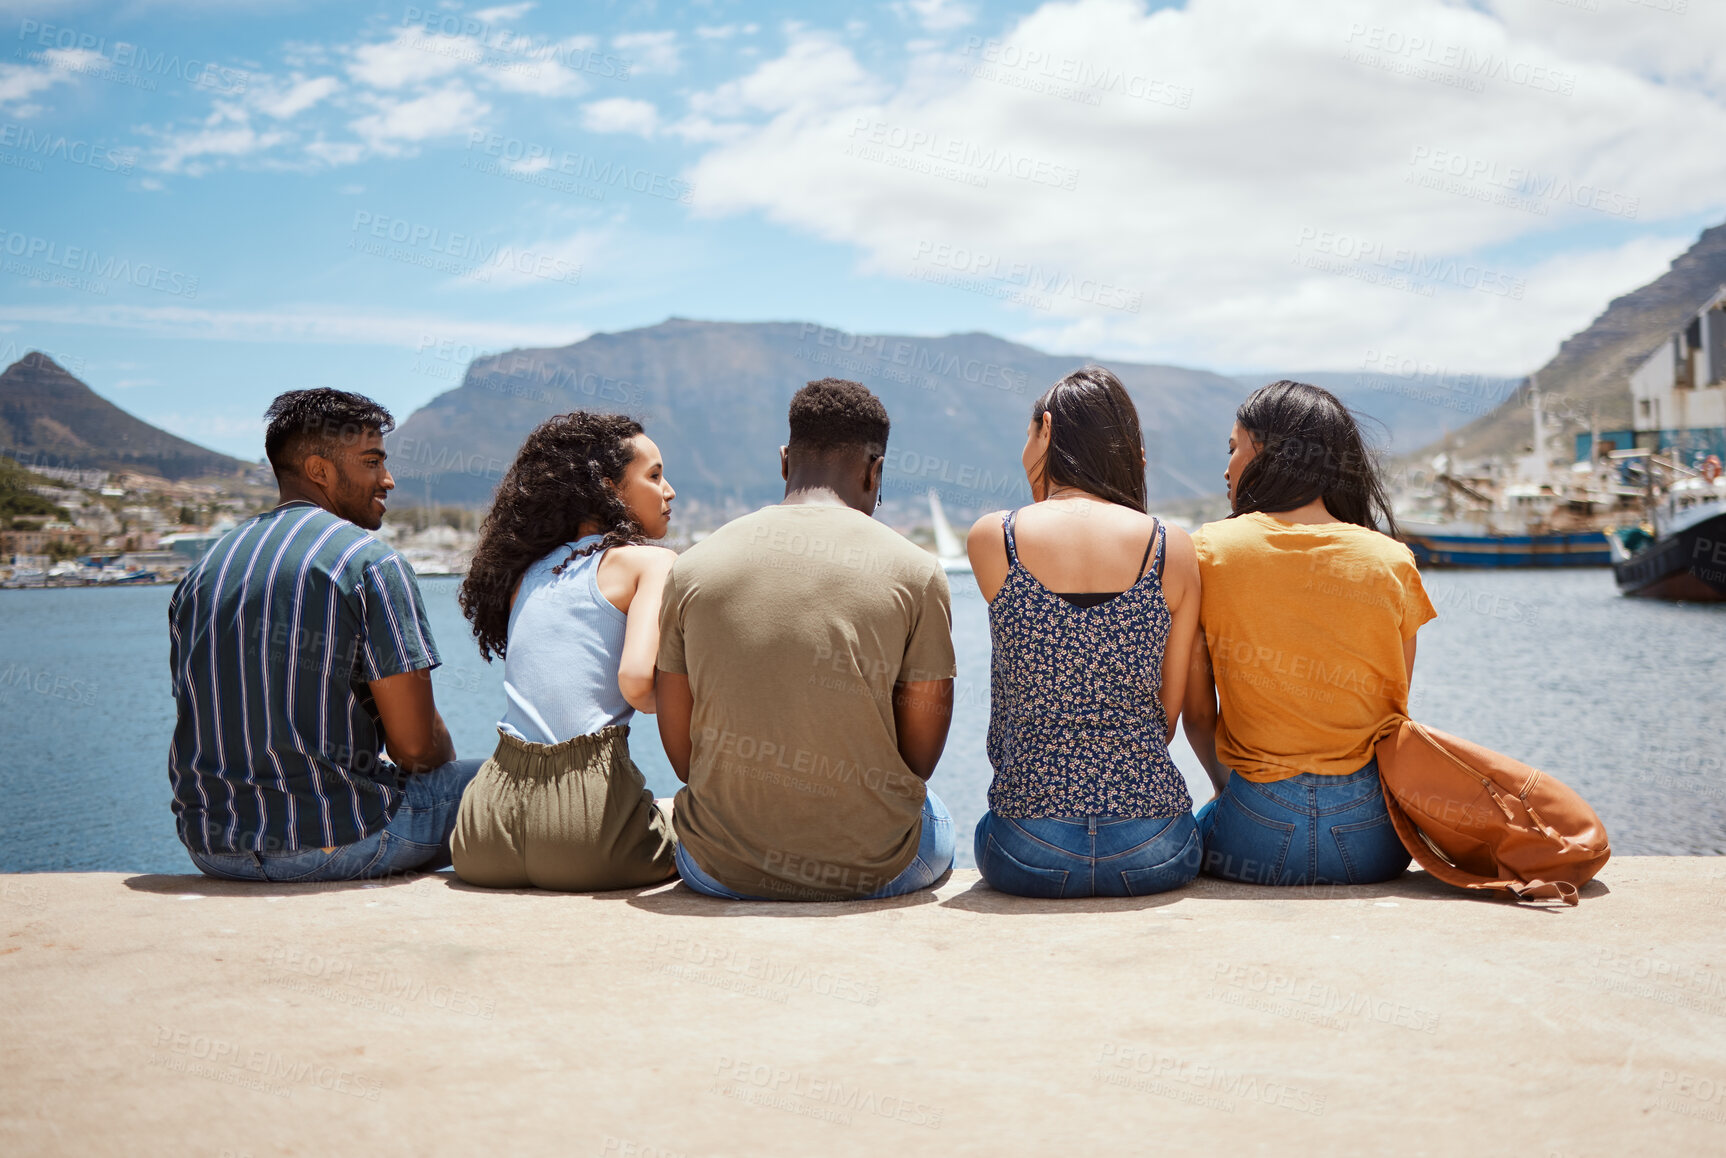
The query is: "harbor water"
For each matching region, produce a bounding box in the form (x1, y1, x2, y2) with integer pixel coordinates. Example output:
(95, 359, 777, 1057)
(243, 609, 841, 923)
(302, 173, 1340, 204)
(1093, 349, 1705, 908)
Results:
(1, 569, 1720, 874)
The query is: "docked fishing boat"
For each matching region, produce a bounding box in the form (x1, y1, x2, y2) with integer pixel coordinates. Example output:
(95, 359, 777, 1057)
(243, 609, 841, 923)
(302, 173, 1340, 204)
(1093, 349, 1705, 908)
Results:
(1603, 283, 1726, 600)
(1395, 389, 1628, 568)
(1609, 453, 1726, 601)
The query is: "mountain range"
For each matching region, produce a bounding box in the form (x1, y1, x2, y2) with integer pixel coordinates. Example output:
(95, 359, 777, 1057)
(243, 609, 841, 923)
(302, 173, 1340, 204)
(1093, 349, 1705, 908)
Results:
(8, 219, 1723, 512)
(388, 320, 1253, 521)
(1444, 221, 1726, 460)
(0, 353, 248, 481)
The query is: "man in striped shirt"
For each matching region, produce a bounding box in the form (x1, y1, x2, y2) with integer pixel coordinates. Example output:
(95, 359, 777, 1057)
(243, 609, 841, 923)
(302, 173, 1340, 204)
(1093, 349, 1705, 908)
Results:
(169, 388, 481, 881)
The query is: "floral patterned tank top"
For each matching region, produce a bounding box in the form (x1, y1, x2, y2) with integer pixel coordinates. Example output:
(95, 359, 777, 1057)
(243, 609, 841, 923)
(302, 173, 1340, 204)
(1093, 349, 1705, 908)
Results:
(985, 509, 1192, 819)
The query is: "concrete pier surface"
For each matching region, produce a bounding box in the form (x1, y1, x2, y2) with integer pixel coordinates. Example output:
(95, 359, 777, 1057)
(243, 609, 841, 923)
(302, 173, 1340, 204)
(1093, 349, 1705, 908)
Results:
(2, 858, 1723, 1156)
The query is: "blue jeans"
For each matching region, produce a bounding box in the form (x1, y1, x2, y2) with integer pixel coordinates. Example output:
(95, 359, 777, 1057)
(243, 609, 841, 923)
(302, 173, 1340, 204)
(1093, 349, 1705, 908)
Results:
(676, 788, 955, 901)
(975, 811, 1201, 898)
(186, 759, 484, 883)
(1196, 759, 1410, 886)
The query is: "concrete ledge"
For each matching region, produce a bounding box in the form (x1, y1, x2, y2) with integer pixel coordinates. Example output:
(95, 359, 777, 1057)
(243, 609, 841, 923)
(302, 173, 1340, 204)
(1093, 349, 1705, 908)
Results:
(3, 859, 1724, 1155)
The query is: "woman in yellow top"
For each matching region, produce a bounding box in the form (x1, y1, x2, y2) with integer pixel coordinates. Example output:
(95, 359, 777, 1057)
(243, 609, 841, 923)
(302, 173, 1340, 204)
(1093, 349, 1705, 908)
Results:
(1183, 381, 1435, 885)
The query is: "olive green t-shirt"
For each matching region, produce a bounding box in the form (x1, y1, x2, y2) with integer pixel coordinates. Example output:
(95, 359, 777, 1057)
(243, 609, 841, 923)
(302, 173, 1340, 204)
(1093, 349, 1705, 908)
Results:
(657, 503, 956, 900)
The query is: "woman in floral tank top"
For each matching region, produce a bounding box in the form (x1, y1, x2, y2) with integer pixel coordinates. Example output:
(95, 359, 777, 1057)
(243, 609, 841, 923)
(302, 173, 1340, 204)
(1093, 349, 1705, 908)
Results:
(966, 366, 1204, 898)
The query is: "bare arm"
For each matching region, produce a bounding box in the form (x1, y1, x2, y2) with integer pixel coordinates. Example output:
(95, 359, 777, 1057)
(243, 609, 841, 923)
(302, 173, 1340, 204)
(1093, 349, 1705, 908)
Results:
(1157, 524, 1200, 742)
(655, 669, 693, 783)
(892, 679, 953, 781)
(368, 668, 457, 773)
(966, 511, 1011, 602)
(614, 548, 677, 714)
(1181, 632, 1229, 796)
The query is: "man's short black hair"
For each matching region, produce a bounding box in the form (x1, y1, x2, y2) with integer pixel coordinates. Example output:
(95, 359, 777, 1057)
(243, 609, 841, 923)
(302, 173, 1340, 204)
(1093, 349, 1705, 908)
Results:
(787, 378, 889, 455)
(263, 388, 395, 478)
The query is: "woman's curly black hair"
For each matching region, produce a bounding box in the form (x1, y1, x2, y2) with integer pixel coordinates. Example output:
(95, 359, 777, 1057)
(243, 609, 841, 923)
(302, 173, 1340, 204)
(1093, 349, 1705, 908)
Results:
(459, 411, 646, 662)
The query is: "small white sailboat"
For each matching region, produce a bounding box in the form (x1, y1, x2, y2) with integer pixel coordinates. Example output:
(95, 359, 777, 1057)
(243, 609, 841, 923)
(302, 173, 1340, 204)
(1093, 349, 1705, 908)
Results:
(929, 489, 973, 574)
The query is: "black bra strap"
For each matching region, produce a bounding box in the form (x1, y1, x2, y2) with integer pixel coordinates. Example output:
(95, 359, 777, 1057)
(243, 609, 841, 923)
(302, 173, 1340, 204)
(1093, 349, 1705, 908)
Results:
(1135, 518, 1162, 582)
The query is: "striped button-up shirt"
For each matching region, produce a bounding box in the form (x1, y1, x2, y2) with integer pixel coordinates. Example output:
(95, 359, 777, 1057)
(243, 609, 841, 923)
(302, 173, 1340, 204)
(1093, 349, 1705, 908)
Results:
(167, 501, 440, 855)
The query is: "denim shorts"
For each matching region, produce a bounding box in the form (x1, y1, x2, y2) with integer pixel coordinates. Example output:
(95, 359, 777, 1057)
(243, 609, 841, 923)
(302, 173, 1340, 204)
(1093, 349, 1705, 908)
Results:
(975, 810, 1201, 899)
(1196, 758, 1410, 886)
(675, 788, 955, 901)
(186, 758, 483, 883)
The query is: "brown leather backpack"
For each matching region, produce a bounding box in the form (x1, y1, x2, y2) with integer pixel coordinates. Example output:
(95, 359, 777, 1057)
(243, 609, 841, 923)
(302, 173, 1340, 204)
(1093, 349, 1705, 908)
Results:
(1375, 719, 1611, 906)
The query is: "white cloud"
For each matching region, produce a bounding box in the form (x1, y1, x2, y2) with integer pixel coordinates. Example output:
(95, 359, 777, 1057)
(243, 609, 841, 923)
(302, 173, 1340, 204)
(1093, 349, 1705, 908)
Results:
(0, 49, 86, 113)
(351, 83, 490, 154)
(459, 229, 605, 291)
(681, 0, 1726, 372)
(612, 31, 681, 76)
(897, 0, 976, 34)
(581, 96, 660, 137)
(0, 302, 582, 349)
(474, 2, 536, 21)
(151, 103, 290, 174)
(696, 24, 760, 41)
(686, 29, 885, 122)
(251, 75, 341, 119)
(347, 27, 470, 90)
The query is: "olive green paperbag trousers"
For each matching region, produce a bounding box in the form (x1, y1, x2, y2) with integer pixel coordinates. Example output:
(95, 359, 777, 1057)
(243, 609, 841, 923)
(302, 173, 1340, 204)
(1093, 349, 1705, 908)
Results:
(451, 724, 676, 891)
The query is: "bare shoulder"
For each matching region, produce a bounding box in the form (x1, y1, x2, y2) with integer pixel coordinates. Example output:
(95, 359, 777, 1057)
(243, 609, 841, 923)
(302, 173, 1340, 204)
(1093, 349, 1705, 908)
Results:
(967, 509, 1010, 545)
(604, 543, 677, 579)
(1159, 520, 1197, 565)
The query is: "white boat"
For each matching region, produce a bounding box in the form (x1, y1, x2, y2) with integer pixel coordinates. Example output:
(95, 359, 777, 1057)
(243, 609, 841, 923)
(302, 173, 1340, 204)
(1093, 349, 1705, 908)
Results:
(928, 489, 972, 574)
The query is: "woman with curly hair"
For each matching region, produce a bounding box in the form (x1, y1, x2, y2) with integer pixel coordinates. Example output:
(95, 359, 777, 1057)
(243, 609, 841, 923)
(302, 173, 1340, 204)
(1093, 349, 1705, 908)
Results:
(450, 412, 679, 890)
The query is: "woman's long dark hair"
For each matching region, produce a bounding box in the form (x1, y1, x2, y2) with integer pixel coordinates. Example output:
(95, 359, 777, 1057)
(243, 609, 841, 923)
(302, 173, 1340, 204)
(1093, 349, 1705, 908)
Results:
(460, 412, 646, 661)
(1028, 365, 1147, 512)
(1230, 380, 1397, 536)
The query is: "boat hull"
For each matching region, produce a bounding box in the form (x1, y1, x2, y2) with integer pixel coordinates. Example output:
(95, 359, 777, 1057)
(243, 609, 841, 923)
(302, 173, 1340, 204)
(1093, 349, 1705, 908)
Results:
(1399, 528, 1612, 568)
(1612, 512, 1726, 601)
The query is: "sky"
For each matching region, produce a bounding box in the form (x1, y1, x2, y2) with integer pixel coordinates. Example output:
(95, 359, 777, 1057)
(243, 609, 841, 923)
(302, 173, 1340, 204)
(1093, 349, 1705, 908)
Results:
(2, 0, 1724, 460)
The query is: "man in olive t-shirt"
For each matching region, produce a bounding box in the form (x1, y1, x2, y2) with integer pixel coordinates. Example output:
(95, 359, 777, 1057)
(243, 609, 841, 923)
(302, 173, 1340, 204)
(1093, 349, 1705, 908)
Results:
(655, 379, 956, 900)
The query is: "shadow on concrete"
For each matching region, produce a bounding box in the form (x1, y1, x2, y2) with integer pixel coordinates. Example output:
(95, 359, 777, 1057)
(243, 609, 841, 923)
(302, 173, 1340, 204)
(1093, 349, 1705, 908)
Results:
(121, 866, 1608, 909)
(619, 868, 956, 918)
(122, 869, 463, 898)
(946, 870, 1610, 912)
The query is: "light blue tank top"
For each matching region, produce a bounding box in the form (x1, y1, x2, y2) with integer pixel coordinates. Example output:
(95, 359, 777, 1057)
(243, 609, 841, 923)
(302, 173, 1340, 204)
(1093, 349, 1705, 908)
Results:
(497, 536, 633, 744)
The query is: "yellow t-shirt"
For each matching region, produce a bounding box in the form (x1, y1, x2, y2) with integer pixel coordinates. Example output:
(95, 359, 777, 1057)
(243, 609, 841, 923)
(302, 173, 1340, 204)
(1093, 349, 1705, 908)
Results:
(1193, 512, 1437, 781)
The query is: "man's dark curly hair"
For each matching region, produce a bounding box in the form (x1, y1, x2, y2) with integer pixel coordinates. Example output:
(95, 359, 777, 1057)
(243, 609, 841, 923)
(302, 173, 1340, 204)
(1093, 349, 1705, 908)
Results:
(788, 378, 889, 455)
(262, 388, 395, 478)
(459, 412, 646, 662)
